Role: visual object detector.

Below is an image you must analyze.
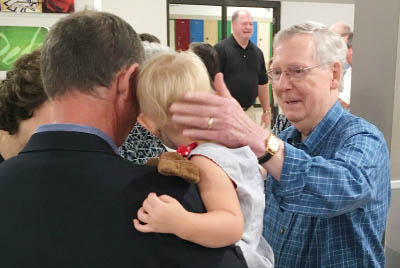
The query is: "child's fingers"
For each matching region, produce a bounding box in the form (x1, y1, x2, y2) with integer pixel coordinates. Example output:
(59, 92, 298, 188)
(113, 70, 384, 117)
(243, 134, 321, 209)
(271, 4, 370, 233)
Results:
(133, 219, 153, 233)
(142, 192, 157, 212)
(146, 192, 167, 207)
(158, 194, 177, 204)
(137, 207, 150, 223)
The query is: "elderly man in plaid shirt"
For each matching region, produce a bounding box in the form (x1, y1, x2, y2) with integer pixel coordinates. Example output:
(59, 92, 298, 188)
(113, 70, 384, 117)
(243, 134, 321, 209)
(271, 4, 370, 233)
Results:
(170, 21, 391, 268)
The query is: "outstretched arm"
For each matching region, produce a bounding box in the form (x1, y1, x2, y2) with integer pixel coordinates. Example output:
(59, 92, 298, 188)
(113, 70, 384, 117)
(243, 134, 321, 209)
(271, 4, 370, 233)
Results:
(134, 154, 244, 248)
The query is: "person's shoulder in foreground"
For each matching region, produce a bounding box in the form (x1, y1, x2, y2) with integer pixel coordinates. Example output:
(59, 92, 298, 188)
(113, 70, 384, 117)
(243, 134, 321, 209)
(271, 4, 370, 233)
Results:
(0, 131, 248, 267)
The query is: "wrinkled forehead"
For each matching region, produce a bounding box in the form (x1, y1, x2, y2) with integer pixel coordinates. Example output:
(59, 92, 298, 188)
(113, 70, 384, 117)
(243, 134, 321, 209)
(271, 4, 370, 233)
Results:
(272, 34, 316, 67)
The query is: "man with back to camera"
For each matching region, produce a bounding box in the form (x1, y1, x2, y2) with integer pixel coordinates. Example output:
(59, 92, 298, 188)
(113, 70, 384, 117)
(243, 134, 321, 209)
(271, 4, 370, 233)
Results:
(170, 21, 391, 267)
(215, 10, 271, 128)
(0, 11, 249, 268)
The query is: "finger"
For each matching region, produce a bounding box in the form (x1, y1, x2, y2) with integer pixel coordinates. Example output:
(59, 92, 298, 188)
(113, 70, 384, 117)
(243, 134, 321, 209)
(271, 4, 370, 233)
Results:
(170, 102, 222, 117)
(142, 192, 156, 212)
(133, 219, 154, 233)
(146, 192, 165, 208)
(180, 91, 228, 107)
(158, 194, 177, 203)
(213, 73, 232, 98)
(171, 114, 221, 130)
(137, 207, 150, 223)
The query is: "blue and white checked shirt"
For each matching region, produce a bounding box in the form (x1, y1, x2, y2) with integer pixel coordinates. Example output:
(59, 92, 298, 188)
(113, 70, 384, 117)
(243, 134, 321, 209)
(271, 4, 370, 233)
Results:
(263, 101, 391, 267)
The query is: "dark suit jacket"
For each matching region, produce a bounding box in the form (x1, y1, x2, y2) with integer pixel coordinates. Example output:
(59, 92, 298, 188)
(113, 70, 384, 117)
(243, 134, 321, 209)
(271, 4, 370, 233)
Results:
(0, 131, 248, 268)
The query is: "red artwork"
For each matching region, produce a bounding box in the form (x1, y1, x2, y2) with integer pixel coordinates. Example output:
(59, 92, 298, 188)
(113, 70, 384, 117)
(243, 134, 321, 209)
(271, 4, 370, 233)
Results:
(42, 0, 74, 13)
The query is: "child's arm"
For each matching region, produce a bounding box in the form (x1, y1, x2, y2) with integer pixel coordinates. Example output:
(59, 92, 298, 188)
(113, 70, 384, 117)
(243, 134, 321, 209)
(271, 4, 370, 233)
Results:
(133, 155, 244, 248)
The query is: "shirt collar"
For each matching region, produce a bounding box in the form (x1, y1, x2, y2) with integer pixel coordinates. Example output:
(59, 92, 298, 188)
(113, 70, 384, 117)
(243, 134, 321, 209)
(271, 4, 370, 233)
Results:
(230, 35, 253, 50)
(284, 101, 344, 153)
(36, 123, 120, 155)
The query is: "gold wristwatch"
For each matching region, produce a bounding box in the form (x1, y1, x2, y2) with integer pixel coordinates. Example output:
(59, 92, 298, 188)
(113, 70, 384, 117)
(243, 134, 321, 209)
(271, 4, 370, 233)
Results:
(258, 133, 280, 164)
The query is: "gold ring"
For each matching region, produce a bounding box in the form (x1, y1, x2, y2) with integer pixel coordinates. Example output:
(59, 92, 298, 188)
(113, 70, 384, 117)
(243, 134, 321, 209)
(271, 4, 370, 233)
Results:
(207, 117, 214, 130)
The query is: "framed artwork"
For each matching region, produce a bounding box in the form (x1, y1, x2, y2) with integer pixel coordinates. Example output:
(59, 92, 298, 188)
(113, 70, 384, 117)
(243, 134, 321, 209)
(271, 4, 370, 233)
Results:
(0, 26, 48, 70)
(0, 0, 74, 13)
(42, 0, 74, 13)
(0, 0, 42, 13)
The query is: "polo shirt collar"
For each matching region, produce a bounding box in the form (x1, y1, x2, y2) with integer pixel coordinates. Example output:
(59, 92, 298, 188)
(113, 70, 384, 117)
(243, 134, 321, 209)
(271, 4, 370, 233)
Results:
(230, 35, 253, 50)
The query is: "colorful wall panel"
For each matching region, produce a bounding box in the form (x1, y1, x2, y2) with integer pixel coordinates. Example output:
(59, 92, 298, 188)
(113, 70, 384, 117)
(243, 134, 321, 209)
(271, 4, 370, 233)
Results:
(257, 22, 271, 66)
(0, 26, 48, 70)
(204, 20, 218, 46)
(190, 19, 204, 43)
(250, 21, 257, 45)
(175, 19, 190, 51)
(169, 19, 176, 50)
(227, 20, 232, 37)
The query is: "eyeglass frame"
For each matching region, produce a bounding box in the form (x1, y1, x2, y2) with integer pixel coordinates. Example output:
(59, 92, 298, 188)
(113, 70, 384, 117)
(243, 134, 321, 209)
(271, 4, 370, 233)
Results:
(267, 64, 326, 83)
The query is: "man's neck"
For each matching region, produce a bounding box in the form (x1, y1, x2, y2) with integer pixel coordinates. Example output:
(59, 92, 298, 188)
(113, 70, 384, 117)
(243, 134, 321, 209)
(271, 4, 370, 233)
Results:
(52, 90, 118, 145)
(232, 34, 249, 49)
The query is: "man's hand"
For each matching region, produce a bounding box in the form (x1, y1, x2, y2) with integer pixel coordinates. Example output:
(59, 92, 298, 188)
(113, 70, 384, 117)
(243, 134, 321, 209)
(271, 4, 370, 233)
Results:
(170, 73, 269, 156)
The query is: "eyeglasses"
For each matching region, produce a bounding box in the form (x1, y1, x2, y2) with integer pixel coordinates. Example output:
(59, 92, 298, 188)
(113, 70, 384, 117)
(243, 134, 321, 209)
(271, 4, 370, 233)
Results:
(267, 65, 323, 83)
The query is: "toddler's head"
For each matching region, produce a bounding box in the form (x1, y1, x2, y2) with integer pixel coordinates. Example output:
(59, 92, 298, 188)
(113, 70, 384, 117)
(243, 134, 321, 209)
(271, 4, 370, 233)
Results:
(137, 51, 212, 148)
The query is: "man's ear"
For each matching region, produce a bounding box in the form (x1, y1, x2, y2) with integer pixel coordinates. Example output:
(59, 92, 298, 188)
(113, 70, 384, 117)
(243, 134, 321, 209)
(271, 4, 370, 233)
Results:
(330, 62, 342, 90)
(116, 63, 139, 99)
(138, 114, 160, 138)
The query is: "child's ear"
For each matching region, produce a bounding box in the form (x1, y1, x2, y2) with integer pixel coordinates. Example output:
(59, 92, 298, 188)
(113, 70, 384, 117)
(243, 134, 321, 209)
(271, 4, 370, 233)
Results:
(138, 114, 160, 137)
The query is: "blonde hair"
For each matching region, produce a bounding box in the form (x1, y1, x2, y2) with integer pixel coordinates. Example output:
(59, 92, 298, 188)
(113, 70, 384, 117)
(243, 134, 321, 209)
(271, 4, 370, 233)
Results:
(137, 51, 211, 126)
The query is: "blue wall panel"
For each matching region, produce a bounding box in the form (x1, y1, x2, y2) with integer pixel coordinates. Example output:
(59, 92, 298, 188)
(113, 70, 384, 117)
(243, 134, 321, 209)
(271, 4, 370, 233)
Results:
(250, 21, 258, 45)
(190, 19, 204, 43)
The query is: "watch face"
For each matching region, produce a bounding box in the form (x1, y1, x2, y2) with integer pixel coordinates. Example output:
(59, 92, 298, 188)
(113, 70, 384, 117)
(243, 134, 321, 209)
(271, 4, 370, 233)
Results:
(269, 135, 280, 153)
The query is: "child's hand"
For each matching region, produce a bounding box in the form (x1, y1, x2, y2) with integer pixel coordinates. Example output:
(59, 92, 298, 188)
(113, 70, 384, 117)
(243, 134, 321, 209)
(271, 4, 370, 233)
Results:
(133, 192, 188, 235)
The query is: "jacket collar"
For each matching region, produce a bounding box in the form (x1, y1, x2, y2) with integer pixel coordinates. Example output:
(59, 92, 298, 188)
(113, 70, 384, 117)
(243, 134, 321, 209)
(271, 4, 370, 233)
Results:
(20, 131, 119, 157)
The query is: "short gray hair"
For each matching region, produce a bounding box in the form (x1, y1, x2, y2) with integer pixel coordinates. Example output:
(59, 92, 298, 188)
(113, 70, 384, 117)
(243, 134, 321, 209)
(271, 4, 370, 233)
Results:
(142, 41, 173, 60)
(41, 11, 144, 98)
(274, 21, 347, 67)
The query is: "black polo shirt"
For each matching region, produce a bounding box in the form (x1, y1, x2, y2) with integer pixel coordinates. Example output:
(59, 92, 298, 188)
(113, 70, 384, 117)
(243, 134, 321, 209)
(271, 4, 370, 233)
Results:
(0, 154, 3, 164)
(215, 36, 268, 109)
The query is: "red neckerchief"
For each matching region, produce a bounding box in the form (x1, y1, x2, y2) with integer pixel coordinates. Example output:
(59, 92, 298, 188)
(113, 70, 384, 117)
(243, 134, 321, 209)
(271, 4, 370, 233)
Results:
(176, 142, 198, 158)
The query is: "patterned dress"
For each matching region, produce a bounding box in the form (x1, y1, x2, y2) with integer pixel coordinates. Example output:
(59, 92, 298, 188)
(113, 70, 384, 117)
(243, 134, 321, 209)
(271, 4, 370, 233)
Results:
(119, 123, 166, 165)
(272, 114, 292, 135)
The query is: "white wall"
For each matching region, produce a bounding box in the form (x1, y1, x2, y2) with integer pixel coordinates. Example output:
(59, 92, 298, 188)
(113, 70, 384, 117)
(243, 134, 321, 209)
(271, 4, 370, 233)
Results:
(281, 1, 354, 29)
(170, 4, 273, 19)
(102, 0, 167, 45)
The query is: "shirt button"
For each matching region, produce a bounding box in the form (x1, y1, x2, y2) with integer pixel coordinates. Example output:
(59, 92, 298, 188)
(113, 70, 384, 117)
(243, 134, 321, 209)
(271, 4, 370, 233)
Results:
(281, 227, 285, 234)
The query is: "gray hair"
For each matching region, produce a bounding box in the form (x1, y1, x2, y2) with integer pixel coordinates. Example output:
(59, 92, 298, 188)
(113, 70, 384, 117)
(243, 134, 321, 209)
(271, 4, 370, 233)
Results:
(142, 41, 173, 60)
(41, 11, 144, 98)
(273, 21, 347, 67)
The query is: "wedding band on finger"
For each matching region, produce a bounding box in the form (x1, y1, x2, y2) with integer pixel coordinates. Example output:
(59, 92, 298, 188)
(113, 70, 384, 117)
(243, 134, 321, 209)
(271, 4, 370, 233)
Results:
(207, 117, 214, 130)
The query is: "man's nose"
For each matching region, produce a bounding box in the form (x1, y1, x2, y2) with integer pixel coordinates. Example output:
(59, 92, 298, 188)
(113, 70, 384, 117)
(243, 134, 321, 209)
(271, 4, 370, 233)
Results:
(275, 72, 292, 90)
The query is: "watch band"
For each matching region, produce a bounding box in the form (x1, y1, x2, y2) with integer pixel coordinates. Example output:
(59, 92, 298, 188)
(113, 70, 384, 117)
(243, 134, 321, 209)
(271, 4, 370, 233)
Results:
(258, 150, 273, 164)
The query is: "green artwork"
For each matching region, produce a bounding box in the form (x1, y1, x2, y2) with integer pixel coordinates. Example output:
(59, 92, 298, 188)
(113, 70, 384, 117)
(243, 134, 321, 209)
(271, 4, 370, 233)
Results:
(0, 26, 48, 70)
